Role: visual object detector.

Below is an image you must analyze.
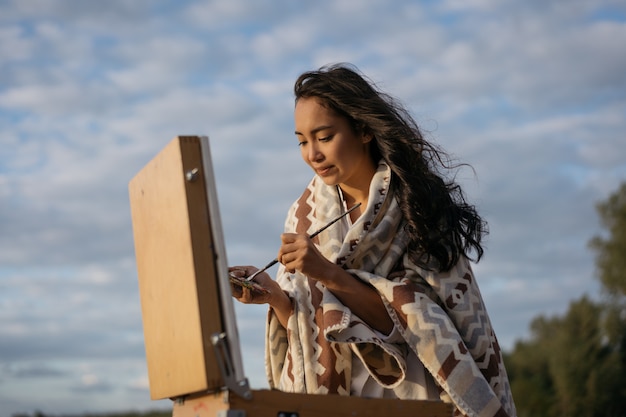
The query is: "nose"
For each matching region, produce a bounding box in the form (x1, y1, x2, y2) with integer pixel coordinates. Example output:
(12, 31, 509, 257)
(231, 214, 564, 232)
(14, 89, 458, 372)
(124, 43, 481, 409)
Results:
(307, 141, 324, 163)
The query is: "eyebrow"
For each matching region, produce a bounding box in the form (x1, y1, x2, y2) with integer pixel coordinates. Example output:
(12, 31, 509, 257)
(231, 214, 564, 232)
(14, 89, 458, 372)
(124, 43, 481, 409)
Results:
(294, 125, 334, 136)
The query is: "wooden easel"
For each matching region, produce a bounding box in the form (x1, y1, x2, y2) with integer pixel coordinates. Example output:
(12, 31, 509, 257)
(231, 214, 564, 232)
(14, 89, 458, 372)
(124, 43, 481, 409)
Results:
(129, 136, 453, 417)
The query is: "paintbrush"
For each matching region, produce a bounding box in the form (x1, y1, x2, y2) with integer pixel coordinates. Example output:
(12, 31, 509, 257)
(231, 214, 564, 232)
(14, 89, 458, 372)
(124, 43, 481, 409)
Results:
(244, 203, 361, 282)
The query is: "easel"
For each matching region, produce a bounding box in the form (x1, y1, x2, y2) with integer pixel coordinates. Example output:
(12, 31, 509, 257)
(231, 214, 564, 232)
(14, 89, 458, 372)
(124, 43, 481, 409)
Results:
(129, 136, 453, 417)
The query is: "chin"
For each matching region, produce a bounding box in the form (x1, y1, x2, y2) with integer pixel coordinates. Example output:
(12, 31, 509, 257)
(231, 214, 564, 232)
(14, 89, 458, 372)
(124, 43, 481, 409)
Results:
(317, 175, 339, 186)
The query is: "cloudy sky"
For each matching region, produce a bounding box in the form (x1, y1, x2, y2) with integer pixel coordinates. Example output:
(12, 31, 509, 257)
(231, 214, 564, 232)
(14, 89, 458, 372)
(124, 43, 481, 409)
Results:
(1, 0, 625, 415)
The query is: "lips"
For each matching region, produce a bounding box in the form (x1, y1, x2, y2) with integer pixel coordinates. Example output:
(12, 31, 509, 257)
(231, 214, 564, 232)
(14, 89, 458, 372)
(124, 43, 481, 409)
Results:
(316, 166, 333, 176)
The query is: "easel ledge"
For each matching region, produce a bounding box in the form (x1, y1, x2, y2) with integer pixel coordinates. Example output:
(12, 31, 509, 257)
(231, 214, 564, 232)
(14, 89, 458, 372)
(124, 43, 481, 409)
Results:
(172, 389, 453, 417)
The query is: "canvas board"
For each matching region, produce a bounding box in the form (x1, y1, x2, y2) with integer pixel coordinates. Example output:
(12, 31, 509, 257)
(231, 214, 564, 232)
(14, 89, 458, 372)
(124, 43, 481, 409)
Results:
(129, 136, 245, 400)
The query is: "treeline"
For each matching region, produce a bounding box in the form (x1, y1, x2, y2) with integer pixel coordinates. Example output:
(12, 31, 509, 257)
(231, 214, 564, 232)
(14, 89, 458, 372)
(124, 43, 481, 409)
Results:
(11, 411, 170, 417)
(504, 183, 626, 417)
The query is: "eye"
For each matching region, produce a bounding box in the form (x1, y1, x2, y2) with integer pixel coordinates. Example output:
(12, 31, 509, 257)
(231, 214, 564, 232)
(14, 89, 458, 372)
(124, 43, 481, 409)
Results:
(318, 135, 333, 142)
(297, 140, 307, 147)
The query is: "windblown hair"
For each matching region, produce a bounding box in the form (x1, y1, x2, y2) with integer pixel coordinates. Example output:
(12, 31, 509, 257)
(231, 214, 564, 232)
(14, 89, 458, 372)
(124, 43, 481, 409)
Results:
(294, 63, 487, 272)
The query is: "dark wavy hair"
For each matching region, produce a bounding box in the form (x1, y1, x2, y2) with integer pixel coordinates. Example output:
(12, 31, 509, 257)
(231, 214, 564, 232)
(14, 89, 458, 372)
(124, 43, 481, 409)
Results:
(294, 63, 487, 272)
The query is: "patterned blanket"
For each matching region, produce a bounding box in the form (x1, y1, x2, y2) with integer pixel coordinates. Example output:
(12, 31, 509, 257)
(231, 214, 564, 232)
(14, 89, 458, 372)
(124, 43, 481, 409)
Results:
(265, 162, 516, 417)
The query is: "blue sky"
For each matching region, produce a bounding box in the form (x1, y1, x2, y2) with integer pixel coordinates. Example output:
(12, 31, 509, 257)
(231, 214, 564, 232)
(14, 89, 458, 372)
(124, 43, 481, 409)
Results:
(1, 0, 625, 415)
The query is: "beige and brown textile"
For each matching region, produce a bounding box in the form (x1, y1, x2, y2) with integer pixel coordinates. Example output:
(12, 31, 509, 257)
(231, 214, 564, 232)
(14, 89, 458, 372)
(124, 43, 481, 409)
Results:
(265, 162, 516, 417)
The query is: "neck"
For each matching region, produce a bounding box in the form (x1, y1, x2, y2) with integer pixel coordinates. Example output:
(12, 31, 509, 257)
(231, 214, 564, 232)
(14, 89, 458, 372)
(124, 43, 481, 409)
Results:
(339, 181, 371, 222)
(339, 158, 377, 219)
(341, 188, 367, 208)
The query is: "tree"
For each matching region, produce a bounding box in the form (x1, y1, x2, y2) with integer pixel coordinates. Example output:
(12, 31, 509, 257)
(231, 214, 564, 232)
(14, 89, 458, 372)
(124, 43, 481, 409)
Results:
(548, 297, 624, 417)
(508, 297, 626, 417)
(504, 320, 554, 417)
(589, 182, 626, 298)
(588, 182, 626, 414)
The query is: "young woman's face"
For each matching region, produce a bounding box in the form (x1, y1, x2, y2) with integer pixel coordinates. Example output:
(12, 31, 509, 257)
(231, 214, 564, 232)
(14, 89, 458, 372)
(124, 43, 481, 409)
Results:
(294, 97, 374, 189)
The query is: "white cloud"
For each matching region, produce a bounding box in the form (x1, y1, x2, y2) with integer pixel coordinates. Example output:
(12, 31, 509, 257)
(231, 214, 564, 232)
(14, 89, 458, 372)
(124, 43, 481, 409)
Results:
(183, 0, 280, 28)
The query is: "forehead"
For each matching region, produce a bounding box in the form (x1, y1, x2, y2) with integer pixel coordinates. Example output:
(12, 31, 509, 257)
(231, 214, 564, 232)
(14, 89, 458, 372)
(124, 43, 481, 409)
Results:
(295, 98, 341, 125)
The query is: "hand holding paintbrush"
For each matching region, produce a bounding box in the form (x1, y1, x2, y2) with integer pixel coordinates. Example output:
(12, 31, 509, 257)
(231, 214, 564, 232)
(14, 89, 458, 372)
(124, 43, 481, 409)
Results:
(229, 203, 361, 291)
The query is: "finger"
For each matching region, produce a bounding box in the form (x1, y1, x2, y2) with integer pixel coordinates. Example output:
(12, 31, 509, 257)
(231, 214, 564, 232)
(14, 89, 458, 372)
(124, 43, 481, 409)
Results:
(277, 248, 288, 265)
(229, 266, 254, 279)
(229, 270, 245, 279)
(280, 233, 299, 244)
(243, 286, 256, 303)
(230, 282, 243, 299)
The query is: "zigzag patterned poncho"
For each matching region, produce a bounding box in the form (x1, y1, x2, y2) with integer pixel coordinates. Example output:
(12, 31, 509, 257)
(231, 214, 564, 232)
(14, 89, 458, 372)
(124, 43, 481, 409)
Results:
(265, 161, 517, 417)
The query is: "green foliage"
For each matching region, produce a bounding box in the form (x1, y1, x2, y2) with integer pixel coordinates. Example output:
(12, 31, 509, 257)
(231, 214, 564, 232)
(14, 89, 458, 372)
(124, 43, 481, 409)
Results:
(507, 297, 626, 417)
(506, 182, 626, 417)
(589, 182, 626, 298)
(504, 341, 554, 416)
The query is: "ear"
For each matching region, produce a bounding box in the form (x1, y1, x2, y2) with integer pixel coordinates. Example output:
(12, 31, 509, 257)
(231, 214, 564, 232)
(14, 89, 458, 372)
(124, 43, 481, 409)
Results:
(361, 132, 374, 144)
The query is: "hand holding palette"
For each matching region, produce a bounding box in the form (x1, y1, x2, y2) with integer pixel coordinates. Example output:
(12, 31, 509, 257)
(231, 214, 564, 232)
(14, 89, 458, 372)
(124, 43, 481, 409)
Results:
(228, 271, 270, 294)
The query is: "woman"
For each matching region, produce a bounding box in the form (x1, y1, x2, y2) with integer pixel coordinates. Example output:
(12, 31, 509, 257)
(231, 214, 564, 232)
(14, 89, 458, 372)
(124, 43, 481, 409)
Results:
(230, 64, 516, 417)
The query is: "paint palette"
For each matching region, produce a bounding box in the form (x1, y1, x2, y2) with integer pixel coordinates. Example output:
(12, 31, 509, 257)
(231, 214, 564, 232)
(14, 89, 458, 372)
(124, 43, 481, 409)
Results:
(229, 272, 270, 294)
